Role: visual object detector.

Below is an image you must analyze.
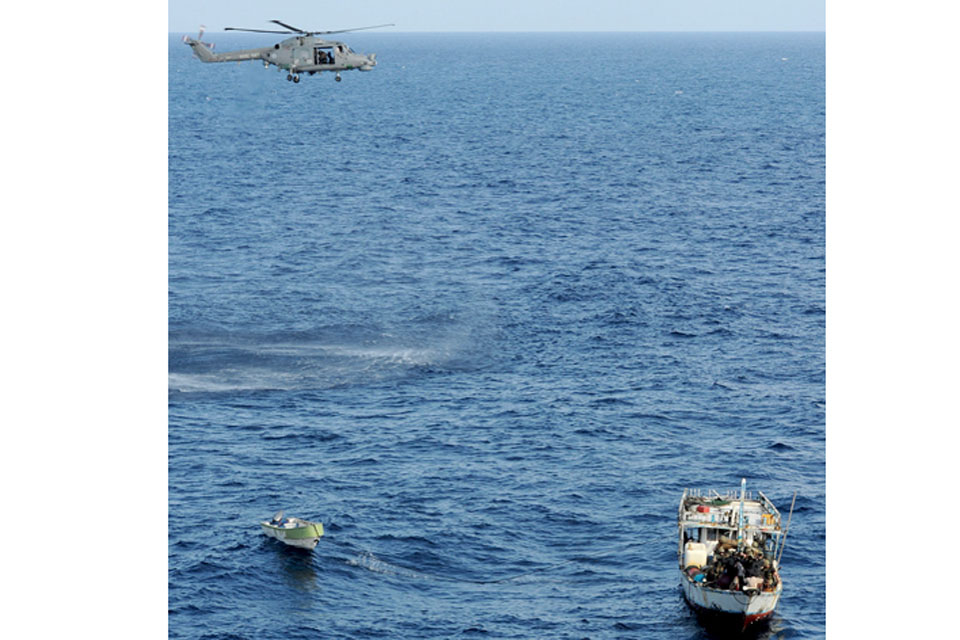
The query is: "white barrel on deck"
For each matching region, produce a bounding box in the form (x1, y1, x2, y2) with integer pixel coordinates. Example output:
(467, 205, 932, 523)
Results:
(684, 542, 707, 569)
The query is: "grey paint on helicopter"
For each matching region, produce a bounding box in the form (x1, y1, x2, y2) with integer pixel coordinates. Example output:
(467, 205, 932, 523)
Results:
(183, 19, 392, 83)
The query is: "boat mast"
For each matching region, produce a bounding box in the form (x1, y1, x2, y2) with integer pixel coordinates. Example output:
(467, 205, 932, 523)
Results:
(678, 488, 688, 560)
(775, 491, 798, 567)
(736, 478, 746, 552)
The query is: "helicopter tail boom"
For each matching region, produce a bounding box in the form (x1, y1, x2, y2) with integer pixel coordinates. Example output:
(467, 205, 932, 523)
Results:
(183, 37, 267, 64)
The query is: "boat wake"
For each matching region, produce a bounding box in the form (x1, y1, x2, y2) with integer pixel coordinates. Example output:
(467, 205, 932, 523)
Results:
(346, 551, 428, 580)
(168, 326, 486, 394)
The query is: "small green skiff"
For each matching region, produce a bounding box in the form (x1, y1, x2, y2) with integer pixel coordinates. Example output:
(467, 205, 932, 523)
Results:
(261, 511, 324, 550)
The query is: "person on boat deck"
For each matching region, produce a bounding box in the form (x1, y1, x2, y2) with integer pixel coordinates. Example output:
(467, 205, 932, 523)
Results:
(731, 557, 746, 590)
(716, 571, 733, 589)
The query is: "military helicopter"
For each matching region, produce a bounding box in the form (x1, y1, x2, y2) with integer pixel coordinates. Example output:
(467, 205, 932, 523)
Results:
(182, 20, 393, 83)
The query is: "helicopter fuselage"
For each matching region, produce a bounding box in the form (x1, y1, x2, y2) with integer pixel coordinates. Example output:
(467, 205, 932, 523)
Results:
(184, 34, 378, 80)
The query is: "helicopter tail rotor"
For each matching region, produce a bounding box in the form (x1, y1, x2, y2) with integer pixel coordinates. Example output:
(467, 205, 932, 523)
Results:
(183, 25, 217, 60)
(198, 26, 215, 50)
(182, 26, 213, 46)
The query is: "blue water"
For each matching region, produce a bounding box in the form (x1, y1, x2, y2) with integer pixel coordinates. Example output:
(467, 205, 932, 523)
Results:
(169, 32, 824, 639)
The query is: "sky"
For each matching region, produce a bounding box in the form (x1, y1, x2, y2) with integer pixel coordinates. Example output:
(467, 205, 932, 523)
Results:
(169, 0, 825, 33)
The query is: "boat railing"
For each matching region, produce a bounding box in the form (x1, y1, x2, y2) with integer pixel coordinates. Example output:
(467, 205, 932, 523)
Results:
(684, 488, 756, 502)
(757, 491, 782, 520)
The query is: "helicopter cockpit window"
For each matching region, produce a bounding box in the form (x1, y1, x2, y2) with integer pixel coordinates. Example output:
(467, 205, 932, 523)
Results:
(314, 47, 334, 65)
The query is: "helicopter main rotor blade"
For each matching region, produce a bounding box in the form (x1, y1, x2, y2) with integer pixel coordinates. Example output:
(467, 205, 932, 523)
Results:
(224, 27, 293, 34)
(270, 20, 307, 33)
(225, 20, 395, 37)
(311, 24, 396, 35)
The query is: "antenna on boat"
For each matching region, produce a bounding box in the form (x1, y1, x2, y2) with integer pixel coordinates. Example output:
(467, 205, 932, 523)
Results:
(736, 478, 746, 552)
(775, 492, 797, 567)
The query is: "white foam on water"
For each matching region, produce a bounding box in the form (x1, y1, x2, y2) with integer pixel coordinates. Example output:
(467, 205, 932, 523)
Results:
(324, 345, 444, 366)
(346, 551, 425, 580)
(168, 370, 303, 393)
(168, 326, 480, 393)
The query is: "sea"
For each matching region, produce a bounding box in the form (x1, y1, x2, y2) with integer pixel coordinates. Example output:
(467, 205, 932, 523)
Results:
(168, 32, 825, 639)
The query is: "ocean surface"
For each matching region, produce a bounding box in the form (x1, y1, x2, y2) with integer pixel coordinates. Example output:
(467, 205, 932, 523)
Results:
(169, 32, 825, 639)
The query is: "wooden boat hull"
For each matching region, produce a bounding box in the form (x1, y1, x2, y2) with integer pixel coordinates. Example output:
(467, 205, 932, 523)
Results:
(260, 521, 324, 550)
(679, 569, 781, 631)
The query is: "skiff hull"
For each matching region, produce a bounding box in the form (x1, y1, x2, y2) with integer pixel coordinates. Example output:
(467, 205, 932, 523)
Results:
(260, 521, 324, 550)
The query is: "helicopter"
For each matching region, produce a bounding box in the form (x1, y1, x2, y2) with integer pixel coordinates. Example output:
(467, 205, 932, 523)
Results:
(182, 20, 393, 83)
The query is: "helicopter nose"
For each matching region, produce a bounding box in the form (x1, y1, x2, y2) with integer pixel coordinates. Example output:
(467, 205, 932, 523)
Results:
(358, 53, 377, 71)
